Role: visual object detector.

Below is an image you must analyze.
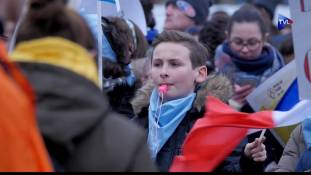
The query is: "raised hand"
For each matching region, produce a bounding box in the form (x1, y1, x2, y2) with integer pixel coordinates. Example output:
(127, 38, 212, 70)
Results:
(244, 137, 267, 162)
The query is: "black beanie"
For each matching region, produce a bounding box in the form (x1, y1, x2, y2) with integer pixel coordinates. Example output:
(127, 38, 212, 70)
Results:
(166, 0, 213, 25)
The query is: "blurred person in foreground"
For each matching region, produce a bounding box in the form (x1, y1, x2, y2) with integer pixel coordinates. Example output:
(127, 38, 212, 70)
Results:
(0, 23, 52, 172)
(10, 0, 156, 172)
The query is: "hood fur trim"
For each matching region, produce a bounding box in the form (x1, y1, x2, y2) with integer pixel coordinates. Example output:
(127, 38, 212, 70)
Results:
(131, 73, 233, 115)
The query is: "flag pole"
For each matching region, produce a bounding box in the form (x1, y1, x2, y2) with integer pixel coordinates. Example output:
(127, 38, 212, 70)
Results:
(8, 0, 28, 53)
(259, 129, 266, 140)
(97, 0, 103, 89)
(115, 0, 121, 14)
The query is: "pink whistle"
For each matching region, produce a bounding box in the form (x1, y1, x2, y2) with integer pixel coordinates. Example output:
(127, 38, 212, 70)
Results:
(159, 84, 168, 94)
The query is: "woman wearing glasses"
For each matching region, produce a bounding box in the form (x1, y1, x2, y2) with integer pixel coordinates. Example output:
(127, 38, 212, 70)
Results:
(214, 4, 284, 109)
(214, 4, 285, 171)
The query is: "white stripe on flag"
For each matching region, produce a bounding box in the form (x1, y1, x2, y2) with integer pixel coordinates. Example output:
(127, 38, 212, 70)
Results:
(273, 100, 311, 127)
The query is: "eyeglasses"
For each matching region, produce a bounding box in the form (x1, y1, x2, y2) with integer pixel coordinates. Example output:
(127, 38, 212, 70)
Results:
(229, 38, 262, 51)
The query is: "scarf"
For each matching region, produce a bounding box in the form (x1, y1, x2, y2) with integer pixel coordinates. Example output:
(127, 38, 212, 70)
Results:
(147, 89, 196, 159)
(10, 37, 99, 86)
(223, 42, 274, 75)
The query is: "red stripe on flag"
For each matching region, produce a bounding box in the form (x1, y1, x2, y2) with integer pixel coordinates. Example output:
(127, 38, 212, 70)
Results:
(170, 96, 274, 172)
(171, 127, 247, 172)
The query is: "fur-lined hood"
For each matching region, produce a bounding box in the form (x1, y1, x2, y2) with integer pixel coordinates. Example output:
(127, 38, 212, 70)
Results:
(131, 72, 233, 115)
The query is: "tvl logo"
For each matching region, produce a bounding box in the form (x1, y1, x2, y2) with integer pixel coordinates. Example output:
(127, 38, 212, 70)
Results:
(278, 14, 293, 30)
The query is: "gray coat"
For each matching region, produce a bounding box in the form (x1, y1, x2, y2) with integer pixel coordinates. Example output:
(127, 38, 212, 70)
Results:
(272, 125, 306, 172)
(19, 62, 157, 172)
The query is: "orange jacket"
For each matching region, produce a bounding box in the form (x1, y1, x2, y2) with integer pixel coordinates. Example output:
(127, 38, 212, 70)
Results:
(0, 41, 52, 172)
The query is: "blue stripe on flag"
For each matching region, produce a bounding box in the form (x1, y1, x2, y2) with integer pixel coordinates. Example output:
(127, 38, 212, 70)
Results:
(100, 0, 116, 4)
(275, 79, 299, 111)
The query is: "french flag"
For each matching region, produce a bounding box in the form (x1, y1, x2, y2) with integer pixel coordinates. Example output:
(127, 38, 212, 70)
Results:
(170, 94, 311, 172)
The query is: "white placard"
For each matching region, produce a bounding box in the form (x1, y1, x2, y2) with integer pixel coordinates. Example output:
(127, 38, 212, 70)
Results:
(289, 0, 311, 100)
(246, 61, 297, 112)
(69, 0, 147, 35)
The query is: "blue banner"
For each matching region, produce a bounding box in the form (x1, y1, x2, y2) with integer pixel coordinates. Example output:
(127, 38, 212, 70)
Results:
(276, 79, 299, 111)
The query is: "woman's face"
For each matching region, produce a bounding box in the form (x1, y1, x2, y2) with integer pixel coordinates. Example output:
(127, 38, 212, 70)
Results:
(229, 22, 265, 60)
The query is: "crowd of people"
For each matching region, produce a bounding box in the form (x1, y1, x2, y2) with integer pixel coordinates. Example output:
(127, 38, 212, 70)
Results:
(0, 0, 308, 172)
